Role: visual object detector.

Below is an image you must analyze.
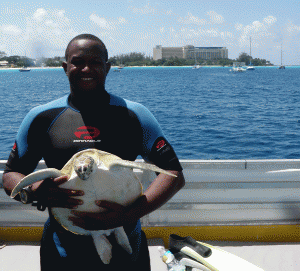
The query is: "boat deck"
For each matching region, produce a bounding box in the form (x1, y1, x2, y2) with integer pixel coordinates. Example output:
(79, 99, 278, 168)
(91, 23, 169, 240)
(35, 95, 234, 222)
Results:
(1, 239, 300, 270)
(2, 159, 300, 270)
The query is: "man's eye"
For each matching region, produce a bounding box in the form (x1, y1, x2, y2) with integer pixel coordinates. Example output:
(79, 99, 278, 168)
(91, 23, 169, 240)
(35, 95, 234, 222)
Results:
(72, 60, 84, 65)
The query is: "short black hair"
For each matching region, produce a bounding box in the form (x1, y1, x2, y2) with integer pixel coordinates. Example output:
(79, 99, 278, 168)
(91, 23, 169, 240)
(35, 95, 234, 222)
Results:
(65, 34, 108, 62)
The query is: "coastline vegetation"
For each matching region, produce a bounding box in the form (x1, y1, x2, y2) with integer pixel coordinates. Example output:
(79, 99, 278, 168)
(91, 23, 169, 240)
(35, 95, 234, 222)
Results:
(0, 50, 273, 68)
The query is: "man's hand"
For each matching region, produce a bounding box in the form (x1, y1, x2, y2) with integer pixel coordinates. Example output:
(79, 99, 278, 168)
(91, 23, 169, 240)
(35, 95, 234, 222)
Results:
(33, 176, 84, 209)
(68, 200, 126, 230)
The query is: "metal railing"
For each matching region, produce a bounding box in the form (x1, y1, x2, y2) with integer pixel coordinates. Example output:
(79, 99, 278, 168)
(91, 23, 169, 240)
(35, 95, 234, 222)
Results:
(1, 159, 300, 227)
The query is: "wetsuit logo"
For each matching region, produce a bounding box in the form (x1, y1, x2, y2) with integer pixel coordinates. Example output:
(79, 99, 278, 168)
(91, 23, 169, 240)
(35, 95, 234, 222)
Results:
(156, 139, 166, 150)
(74, 126, 100, 140)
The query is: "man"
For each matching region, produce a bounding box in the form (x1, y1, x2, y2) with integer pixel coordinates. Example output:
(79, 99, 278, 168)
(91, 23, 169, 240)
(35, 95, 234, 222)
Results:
(2, 34, 185, 271)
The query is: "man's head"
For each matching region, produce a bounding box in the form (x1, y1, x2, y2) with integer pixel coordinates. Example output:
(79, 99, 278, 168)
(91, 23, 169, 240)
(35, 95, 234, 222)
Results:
(63, 34, 111, 100)
(65, 34, 108, 62)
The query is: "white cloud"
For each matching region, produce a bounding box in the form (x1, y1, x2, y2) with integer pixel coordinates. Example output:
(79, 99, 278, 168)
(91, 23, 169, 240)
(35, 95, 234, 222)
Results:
(16, 8, 77, 57)
(178, 11, 224, 28)
(1, 25, 22, 35)
(118, 17, 127, 24)
(235, 15, 278, 47)
(263, 16, 277, 25)
(206, 11, 224, 24)
(286, 21, 300, 35)
(89, 14, 127, 30)
(235, 23, 243, 31)
(179, 13, 207, 25)
(128, 3, 156, 15)
(90, 14, 109, 28)
(33, 8, 47, 22)
(220, 31, 234, 39)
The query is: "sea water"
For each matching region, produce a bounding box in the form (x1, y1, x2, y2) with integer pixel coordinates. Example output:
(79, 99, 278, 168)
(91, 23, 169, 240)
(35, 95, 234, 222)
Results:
(0, 66, 299, 160)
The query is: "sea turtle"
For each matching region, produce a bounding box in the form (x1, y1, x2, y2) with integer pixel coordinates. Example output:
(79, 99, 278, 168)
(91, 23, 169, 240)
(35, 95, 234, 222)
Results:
(11, 148, 176, 264)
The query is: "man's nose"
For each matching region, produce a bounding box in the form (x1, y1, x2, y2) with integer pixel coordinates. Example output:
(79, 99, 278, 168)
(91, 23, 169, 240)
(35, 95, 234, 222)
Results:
(82, 64, 91, 72)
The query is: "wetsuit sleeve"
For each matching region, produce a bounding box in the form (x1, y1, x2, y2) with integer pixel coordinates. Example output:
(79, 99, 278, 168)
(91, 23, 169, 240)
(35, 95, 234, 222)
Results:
(4, 108, 45, 175)
(131, 102, 182, 171)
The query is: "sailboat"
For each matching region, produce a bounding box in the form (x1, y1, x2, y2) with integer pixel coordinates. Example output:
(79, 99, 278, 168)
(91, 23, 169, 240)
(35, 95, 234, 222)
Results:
(247, 37, 255, 70)
(278, 43, 285, 69)
(192, 51, 201, 69)
(114, 60, 124, 72)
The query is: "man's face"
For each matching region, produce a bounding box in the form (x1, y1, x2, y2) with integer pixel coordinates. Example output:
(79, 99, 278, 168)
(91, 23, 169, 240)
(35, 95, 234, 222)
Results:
(63, 39, 111, 96)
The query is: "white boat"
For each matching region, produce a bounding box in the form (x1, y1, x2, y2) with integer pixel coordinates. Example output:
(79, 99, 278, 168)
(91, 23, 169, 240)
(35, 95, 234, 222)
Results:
(231, 62, 247, 72)
(232, 66, 246, 72)
(192, 64, 201, 69)
(1, 158, 300, 270)
(113, 64, 124, 72)
(19, 67, 31, 72)
(192, 51, 201, 69)
(247, 37, 255, 70)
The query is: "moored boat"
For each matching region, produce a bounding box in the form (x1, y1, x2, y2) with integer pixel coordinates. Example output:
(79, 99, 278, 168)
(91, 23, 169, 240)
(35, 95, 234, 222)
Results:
(19, 67, 31, 72)
(231, 62, 247, 72)
(192, 64, 201, 69)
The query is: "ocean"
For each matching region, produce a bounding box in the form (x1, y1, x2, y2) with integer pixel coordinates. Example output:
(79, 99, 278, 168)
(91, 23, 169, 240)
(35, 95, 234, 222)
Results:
(0, 66, 299, 160)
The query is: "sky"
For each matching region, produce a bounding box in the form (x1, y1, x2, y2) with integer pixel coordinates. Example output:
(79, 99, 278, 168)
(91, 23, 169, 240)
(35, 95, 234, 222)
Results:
(0, 0, 299, 65)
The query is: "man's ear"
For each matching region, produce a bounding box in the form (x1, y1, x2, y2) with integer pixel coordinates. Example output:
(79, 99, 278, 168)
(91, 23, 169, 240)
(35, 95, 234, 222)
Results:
(106, 62, 111, 74)
(62, 61, 68, 74)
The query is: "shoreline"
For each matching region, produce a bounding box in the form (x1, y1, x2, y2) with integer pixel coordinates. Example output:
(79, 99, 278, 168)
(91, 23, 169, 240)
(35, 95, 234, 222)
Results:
(0, 65, 298, 71)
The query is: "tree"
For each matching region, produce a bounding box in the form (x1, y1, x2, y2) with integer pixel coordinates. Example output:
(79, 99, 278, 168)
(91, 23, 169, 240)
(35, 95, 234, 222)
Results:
(237, 52, 252, 65)
(0, 51, 6, 58)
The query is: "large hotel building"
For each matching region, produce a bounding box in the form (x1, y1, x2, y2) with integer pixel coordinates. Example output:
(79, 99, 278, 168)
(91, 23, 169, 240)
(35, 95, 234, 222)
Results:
(153, 45, 228, 60)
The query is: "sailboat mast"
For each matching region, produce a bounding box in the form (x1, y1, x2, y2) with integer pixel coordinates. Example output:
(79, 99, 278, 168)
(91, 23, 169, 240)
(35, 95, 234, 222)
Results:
(281, 43, 283, 66)
(250, 37, 251, 59)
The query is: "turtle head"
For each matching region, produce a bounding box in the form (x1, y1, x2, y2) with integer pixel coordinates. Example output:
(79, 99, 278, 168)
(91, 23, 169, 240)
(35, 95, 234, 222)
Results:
(74, 155, 96, 180)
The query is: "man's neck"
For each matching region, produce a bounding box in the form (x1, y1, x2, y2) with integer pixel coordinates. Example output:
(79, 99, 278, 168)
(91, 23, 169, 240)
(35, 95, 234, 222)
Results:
(68, 90, 110, 112)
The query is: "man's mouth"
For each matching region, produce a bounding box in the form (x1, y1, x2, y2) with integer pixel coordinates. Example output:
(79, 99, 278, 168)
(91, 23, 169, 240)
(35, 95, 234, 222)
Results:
(81, 78, 93, 81)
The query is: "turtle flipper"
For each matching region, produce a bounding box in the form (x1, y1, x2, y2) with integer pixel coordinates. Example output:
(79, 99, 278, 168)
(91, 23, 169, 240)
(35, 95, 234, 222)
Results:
(90, 231, 113, 264)
(10, 168, 62, 198)
(109, 160, 177, 177)
(113, 227, 132, 254)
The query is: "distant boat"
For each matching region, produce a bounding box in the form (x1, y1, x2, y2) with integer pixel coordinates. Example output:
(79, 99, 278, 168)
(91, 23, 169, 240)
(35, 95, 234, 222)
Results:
(232, 66, 246, 72)
(278, 43, 285, 69)
(113, 64, 124, 72)
(247, 37, 255, 70)
(231, 62, 246, 72)
(19, 67, 31, 72)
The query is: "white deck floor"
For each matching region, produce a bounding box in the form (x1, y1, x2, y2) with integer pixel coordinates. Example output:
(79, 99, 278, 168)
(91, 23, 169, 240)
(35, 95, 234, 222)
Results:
(1, 239, 300, 271)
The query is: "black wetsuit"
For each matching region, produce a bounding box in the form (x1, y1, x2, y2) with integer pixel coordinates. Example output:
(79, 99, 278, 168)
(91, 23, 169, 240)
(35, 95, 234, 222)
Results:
(4, 92, 182, 271)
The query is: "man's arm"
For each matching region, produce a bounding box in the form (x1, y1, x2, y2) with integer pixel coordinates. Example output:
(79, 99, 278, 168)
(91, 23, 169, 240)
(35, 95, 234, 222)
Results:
(124, 170, 185, 222)
(2, 172, 84, 208)
(2, 172, 25, 200)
